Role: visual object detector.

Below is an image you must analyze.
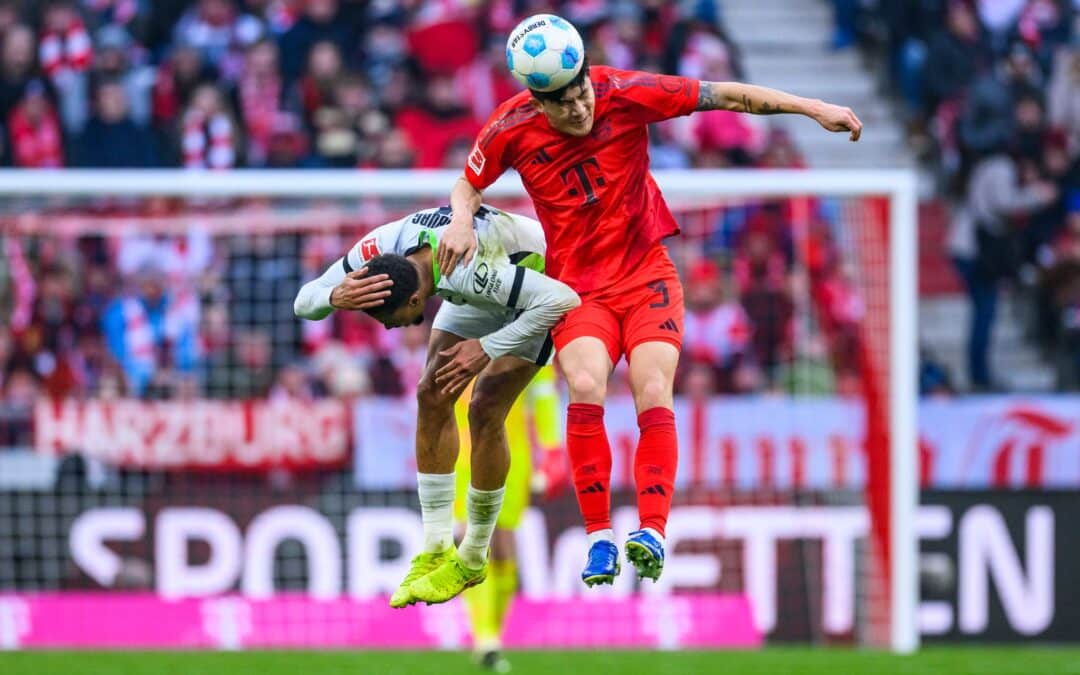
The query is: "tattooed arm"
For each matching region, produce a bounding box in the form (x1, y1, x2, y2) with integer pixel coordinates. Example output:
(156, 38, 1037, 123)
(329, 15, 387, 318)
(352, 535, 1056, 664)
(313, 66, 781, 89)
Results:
(696, 81, 863, 141)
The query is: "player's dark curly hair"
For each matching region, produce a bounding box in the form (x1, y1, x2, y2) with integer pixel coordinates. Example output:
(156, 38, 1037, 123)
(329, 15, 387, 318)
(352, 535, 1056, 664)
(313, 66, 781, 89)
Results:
(361, 254, 419, 318)
(529, 55, 591, 102)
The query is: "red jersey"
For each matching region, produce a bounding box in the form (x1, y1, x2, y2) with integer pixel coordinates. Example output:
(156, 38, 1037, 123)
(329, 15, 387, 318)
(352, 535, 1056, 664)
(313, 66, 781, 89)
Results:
(464, 66, 699, 294)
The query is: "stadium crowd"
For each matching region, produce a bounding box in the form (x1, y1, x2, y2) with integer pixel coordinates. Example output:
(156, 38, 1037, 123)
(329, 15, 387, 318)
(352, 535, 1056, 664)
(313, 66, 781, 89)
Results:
(0, 0, 786, 171)
(0, 0, 913, 447)
(852, 0, 1080, 390)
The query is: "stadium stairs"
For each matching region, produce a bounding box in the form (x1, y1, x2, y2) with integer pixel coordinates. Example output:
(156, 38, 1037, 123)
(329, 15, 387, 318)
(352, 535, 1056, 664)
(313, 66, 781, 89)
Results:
(720, 0, 912, 169)
(721, 0, 1058, 391)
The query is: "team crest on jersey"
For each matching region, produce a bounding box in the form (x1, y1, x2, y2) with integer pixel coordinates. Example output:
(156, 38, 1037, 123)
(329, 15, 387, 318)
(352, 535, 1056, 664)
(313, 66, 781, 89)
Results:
(360, 236, 379, 260)
(468, 144, 486, 175)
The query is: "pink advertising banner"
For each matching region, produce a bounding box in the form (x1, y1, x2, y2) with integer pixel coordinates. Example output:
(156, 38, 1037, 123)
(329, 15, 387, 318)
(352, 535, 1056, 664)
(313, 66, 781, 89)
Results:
(0, 593, 761, 650)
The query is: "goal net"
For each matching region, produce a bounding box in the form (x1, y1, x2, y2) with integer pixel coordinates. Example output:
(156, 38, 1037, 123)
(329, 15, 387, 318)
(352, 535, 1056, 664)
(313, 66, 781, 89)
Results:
(0, 168, 917, 652)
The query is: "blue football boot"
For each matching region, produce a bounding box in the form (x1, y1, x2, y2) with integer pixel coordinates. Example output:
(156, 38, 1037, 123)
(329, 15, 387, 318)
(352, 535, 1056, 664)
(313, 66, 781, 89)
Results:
(581, 540, 620, 587)
(625, 529, 664, 582)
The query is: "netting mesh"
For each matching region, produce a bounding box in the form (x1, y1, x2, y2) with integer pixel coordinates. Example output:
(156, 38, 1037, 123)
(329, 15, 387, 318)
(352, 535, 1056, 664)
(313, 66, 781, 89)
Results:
(0, 187, 893, 648)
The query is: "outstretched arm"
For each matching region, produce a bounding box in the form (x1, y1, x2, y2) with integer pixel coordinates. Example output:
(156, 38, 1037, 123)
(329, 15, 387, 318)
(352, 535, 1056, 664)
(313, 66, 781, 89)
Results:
(437, 176, 483, 276)
(696, 81, 862, 141)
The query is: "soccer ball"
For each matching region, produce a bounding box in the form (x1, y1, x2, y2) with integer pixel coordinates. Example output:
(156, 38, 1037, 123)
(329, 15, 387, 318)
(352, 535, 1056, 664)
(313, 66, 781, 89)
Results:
(505, 14, 585, 92)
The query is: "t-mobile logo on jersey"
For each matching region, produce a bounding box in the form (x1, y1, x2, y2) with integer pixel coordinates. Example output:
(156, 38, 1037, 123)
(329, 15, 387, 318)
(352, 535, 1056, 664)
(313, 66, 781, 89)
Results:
(559, 157, 606, 206)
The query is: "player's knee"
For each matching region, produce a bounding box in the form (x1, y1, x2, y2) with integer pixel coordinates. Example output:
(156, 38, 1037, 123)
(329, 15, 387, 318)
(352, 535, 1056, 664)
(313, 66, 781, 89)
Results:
(416, 376, 454, 413)
(467, 388, 509, 433)
(633, 376, 672, 410)
(567, 370, 606, 404)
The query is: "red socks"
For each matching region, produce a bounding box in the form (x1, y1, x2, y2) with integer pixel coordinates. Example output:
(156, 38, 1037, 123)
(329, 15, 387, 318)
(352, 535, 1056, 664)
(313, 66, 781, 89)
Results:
(568, 403, 679, 537)
(635, 407, 678, 536)
(566, 403, 612, 533)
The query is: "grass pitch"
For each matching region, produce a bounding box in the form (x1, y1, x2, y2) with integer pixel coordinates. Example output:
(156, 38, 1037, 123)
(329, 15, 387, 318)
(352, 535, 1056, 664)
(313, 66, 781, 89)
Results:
(2, 647, 1079, 675)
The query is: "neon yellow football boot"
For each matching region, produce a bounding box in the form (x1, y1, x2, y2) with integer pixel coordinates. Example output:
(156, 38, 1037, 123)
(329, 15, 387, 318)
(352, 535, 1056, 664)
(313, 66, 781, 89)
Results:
(390, 549, 450, 608)
(408, 548, 488, 605)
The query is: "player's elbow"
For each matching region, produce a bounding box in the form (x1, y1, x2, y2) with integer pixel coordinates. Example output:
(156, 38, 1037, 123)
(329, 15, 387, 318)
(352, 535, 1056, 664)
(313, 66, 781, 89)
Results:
(293, 286, 317, 320)
(293, 296, 309, 319)
(558, 289, 582, 313)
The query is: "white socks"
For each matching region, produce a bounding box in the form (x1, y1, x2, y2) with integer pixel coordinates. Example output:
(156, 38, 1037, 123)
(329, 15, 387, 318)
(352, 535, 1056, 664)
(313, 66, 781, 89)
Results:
(587, 528, 615, 547)
(642, 527, 665, 547)
(417, 472, 455, 553)
(586, 528, 664, 547)
(458, 486, 505, 570)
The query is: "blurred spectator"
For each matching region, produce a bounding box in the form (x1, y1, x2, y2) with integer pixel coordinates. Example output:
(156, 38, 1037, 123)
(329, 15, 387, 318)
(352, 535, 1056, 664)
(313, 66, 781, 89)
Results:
(0, 368, 38, 446)
(455, 38, 520, 123)
(77, 79, 157, 166)
(180, 83, 237, 169)
(264, 111, 308, 168)
(152, 41, 217, 138)
(90, 25, 155, 127)
(0, 25, 40, 123)
(205, 328, 274, 398)
(738, 225, 795, 385)
(294, 40, 342, 131)
(1047, 44, 1080, 149)
(922, 1, 988, 116)
(373, 127, 416, 168)
(957, 43, 1043, 163)
(269, 362, 315, 402)
(404, 1, 479, 76)
(82, 0, 150, 34)
(101, 264, 199, 397)
(235, 38, 281, 166)
(395, 74, 480, 169)
(40, 1, 93, 133)
(680, 259, 756, 393)
(774, 335, 837, 396)
(830, 0, 859, 50)
(225, 232, 301, 366)
(8, 80, 64, 168)
(278, 0, 349, 83)
(0, 1, 20, 35)
(309, 74, 384, 167)
(173, 0, 263, 81)
(947, 140, 1058, 390)
(1038, 195, 1080, 387)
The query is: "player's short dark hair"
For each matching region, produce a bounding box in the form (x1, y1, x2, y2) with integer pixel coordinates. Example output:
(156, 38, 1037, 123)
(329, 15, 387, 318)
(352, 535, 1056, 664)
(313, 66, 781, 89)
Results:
(361, 254, 419, 318)
(529, 55, 591, 103)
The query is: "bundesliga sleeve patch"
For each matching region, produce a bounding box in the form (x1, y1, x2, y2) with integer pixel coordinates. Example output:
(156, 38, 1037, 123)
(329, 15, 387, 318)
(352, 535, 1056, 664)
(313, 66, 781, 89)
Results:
(360, 236, 379, 260)
(467, 144, 486, 176)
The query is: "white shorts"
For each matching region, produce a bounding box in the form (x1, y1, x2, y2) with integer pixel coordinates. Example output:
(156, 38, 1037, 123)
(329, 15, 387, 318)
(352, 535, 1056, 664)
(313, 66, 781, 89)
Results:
(432, 302, 554, 366)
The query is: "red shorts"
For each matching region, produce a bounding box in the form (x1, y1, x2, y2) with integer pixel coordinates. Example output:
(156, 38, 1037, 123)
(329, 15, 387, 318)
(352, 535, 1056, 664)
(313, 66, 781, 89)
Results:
(552, 244, 684, 365)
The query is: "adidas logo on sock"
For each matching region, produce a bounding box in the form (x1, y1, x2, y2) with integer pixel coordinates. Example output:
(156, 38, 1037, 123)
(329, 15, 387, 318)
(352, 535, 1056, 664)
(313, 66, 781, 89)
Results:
(579, 481, 606, 494)
(639, 484, 667, 496)
(657, 319, 679, 332)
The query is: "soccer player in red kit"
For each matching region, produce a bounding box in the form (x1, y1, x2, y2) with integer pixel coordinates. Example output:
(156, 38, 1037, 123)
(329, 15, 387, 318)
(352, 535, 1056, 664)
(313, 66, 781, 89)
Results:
(438, 16, 862, 585)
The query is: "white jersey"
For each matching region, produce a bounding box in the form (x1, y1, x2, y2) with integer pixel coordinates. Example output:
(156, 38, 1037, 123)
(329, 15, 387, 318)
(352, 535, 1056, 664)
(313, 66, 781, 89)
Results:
(294, 206, 579, 360)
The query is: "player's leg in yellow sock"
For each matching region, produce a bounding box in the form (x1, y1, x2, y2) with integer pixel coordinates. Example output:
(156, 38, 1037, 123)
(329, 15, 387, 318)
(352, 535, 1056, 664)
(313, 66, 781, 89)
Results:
(463, 576, 500, 651)
(491, 557, 518, 632)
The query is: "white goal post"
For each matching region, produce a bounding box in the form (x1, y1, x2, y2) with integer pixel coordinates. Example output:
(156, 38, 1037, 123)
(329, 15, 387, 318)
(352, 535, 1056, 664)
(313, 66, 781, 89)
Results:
(0, 167, 918, 653)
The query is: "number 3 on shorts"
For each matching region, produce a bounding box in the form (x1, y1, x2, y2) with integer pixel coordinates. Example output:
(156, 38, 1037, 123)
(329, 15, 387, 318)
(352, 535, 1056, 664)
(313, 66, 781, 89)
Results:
(647, 280, 669, 308)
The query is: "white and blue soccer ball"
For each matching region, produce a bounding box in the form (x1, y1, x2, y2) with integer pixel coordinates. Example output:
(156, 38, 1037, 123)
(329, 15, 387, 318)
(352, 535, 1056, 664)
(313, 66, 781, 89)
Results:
(505, 14, 585, 92)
